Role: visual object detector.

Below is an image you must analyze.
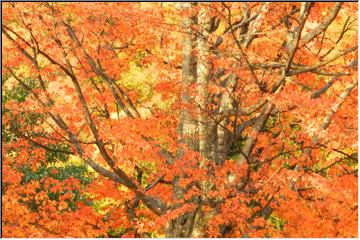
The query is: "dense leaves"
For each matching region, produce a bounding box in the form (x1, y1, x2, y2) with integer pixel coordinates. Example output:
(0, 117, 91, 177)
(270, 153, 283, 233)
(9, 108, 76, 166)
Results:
(2, 2, 358, 238)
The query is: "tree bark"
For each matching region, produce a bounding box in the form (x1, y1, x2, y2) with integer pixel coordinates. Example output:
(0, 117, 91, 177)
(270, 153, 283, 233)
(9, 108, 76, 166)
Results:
(177, 2, 198, 158)
(239, 103, 275, 164)
(197, 5, 212, 160)
(322, 79, 357, 129)
(217, 75, 237, 164)
(167, 3, 200, 237)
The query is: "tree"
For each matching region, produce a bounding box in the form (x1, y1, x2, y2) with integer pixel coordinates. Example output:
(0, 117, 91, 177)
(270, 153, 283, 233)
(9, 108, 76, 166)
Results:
(2, 2, 358, 237)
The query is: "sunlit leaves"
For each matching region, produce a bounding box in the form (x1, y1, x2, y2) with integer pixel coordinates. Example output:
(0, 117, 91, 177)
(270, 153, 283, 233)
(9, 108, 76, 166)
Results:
(2, 1, 358, 238)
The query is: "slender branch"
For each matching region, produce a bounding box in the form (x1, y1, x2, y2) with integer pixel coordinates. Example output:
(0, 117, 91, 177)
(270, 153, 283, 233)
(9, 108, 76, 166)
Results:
(63, 22, 136, 119)
(288, 45, 358, 76)
(16, 131, 73, 155)
(239, 103, 275, 163)
(311, 77, 337, 99)
(222, 2, 267, 93)
(5, 26, 167, 215)
(104, 173, 167, 221)
(7, 67, 125, 190)
(271, 2, 313, 93)
(322, 79, 357, 129)
(320, 16, 354, 59)
(301, 3, 343, 46)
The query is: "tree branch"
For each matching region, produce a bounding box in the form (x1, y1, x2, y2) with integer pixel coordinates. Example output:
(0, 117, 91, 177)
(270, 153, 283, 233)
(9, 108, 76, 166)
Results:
(272, 2, 313, 93)
(288, 45, 358, 76)
(311, 77, 337, 98)
(322, 78, 357, 129)
(239, 103, 275, 163)
(301, 3, 343, 46)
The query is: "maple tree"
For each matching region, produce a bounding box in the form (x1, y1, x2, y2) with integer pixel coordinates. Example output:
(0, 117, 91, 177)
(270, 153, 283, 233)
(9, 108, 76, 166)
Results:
(1, 2, 358, 238)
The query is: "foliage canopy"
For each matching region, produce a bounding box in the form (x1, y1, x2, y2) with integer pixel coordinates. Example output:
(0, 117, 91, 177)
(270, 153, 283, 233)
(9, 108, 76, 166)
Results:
(2, 2, 358, 237)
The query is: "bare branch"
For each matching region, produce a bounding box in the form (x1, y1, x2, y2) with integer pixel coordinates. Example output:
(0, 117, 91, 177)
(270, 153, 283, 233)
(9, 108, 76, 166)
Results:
(272, 2, 313, 93)
(288, 45, 358, 76)
(311, 77, 337, 99)
(222, 3, 268, 93)
(301, 3, 343, 46)
(322, 79, 357, 129)
(64, 22, 138, 119)
(239, 103, 275, 163)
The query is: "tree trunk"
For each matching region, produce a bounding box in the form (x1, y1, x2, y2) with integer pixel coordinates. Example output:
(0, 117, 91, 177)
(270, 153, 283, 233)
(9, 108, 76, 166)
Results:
(217, 75, 237, 164)
(166, 210, 200, 237)
(167, 3, 200, 237)
(177, 2, 198, 158)
(196, 5, 212, 161)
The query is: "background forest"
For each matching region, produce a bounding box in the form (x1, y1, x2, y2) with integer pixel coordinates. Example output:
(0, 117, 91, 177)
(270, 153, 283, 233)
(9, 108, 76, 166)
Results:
(1, 2, 358, 238)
